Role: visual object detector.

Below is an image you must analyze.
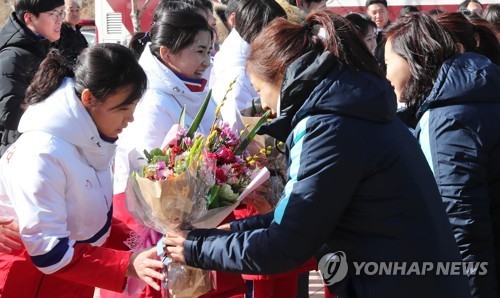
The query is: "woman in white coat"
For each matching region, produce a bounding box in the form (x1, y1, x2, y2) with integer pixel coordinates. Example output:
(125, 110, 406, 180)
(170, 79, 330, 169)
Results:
(114, 9, 216, 196)
(211, 0, 286, 130)
(0, 44, 165, 297)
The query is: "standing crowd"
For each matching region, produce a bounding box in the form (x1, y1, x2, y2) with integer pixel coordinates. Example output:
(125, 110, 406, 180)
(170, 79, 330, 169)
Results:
(0, 0, 499, 298)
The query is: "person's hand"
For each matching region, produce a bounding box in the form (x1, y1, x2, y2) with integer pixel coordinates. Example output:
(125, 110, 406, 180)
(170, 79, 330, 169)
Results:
(126, 247, 166, 291)
(244, 195, 273, 214)
(164, 231, 188, 263)
(243, 182, 273, 214)
(0, 217, 22, 253)
(217, 223, 231, 231)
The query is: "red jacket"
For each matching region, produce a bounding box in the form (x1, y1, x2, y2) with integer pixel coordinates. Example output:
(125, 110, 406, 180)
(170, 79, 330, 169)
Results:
(0, 218, 132, 298)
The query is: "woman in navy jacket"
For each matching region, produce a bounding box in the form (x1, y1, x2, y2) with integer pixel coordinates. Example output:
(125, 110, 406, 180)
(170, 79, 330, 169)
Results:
(385, 12, 500, 298)
(165, 10, 471, 298)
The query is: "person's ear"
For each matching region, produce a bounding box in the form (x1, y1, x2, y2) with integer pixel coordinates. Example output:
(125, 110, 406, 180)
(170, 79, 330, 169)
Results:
(227, 12, 236, 29)
(23, 12, 34, 26)
(81, 89, 95, 108)
(159, 46, 172, 64)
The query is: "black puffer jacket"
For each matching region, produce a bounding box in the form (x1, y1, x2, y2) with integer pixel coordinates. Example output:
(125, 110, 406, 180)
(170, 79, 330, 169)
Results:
(52, 22, 88, 66)
(0, 12, 51, 156)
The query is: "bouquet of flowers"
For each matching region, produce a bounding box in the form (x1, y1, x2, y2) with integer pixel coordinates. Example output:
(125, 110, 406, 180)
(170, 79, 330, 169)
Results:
(131, 106, 216, 298)
(131, 87, 270, 297)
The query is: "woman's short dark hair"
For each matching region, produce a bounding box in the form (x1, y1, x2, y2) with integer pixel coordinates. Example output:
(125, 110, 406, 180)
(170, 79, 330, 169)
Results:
(148, 9, 213, 58)
(399, 5, 419, 17)
(434, 12, 477, 51)
(234, 0, 287, 44)
(365, 0, 388, 8)
(26, 44, 147, 108)
(435, 12, 500, 65)
(152, 1, 195, 25)
(345, 12, 377, 37)
(247, 10, 384, 84)
(384, 12, 457, 110)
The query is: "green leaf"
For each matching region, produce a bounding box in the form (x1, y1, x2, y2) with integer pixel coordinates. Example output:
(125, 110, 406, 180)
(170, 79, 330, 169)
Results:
(143, 149, 151, 163)
(179, 104, 186, 129)
(186, 89, 212, 139)
(144, 148, 165, 163)
(206, 185, 221, 208)
(234, 110, 270, 155)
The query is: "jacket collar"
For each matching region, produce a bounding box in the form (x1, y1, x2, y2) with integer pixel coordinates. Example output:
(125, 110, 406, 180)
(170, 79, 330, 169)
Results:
(139, 43, 209, 103)
(416, 52, 500, 118)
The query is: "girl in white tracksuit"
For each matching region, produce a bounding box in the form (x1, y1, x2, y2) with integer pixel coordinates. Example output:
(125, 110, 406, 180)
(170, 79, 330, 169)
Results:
(113, 10, 217, 195)
(0, 44, 166, 297)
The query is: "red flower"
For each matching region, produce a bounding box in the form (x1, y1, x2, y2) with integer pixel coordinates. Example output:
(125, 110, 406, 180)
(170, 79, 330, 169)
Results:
(231, 162, 242, 176)
(217, 146, 235, 164)
(169, 145, 184, 166)
(215, 167, 226, 185)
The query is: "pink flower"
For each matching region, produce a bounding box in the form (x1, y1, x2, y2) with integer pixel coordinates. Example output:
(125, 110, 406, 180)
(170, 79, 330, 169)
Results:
(183, 137, 192, 147)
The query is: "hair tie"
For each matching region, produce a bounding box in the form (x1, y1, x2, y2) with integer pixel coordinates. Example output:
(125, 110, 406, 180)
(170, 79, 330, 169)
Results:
(138, 31, 151, 46)
(303, 21, 313, 32)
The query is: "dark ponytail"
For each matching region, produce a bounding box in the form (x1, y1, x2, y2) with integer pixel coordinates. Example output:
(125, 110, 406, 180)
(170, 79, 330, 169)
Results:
(128, 1, 198, 59)
(129, 31, 151, 60)
(26, 44, 147, 108)
(247, 9, 384, 84)
(25, 50, 74, 105)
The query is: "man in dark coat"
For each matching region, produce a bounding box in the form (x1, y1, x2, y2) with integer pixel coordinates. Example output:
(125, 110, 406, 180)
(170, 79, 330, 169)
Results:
(0, 0, 64, 156)
(366, 0, 390, 72)
(53, 0, 88, 65)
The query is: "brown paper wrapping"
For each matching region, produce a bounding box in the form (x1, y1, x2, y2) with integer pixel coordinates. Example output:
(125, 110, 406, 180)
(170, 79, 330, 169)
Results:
(133, 162, 203, 232)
